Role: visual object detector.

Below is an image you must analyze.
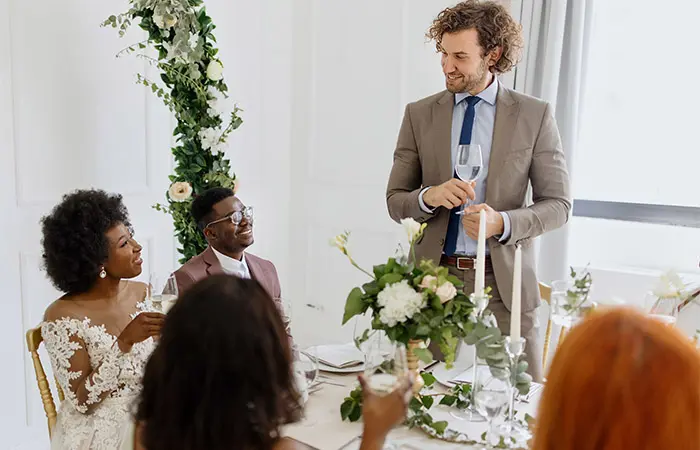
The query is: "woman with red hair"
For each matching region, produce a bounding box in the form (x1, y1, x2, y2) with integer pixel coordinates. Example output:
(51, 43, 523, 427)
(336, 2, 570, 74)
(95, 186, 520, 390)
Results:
(532, 308, 700, 450)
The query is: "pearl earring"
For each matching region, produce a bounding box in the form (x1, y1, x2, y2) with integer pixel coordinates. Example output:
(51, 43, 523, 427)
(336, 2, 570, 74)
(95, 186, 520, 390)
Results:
(99, 268, 107, 279)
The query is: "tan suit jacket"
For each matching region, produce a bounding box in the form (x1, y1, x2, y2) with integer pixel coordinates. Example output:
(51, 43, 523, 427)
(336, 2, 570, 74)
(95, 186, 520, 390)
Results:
(386, 85, 571, 311)
(173, 246, 282, 299)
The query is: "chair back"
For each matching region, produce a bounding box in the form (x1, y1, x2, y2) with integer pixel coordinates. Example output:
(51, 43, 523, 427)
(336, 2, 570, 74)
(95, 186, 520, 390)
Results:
(539, 282, 554, 373)
(26, 327, 64, 438)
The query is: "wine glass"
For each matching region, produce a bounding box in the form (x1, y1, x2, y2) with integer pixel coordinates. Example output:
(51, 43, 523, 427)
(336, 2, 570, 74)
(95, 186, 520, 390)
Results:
(474, 386, 509, 447)
(455, 144, 483, 212)
(148, 273, 179, 313)
(293, 345, 319, 392)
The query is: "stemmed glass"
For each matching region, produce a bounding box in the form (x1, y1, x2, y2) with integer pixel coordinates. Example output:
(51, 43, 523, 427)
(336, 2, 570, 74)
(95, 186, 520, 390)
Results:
(147, 273, 179, 313)
(474, 385, 509, 448)
(364, 338, 409, 450)
(455, 144, 483, 215)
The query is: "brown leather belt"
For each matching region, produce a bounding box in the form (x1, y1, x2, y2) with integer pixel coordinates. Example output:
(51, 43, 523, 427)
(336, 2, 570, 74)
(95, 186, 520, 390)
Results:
(440, 254, 493, 272)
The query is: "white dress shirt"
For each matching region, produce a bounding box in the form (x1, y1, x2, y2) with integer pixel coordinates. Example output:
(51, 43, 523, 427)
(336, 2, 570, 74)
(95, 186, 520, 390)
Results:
(418, 77, 511, 256)
(212, 247, 251, 279)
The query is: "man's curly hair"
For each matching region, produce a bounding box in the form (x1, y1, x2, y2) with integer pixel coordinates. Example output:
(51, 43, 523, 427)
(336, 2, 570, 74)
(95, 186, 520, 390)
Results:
(41, 189, 132, 294)
(427, 0, 523, 74)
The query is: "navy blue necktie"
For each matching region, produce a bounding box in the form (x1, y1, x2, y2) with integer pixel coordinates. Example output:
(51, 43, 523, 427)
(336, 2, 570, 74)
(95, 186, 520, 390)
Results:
(444, 96, 481, 256)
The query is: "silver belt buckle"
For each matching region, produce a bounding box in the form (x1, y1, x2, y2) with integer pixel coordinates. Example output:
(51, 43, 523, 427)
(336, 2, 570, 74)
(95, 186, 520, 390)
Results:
(456, 257, 474, 271)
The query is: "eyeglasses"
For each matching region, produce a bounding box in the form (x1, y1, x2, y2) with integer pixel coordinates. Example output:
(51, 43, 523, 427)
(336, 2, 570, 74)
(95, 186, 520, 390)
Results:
(205, 206, 254, 228)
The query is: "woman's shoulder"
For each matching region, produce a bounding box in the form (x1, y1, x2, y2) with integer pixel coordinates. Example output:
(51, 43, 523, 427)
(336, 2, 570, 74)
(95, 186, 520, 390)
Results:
(43, 295, 83, 323)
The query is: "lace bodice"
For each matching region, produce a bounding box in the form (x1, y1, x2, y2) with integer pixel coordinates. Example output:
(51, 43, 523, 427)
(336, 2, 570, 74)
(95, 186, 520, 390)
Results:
(41, 302, 157, 450)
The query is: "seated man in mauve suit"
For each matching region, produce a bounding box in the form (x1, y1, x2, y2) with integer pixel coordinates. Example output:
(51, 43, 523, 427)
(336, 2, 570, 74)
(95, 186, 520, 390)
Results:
(173, 187, 281, 300)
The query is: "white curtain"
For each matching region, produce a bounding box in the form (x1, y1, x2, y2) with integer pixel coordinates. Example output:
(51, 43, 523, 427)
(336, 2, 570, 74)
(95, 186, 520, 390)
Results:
(517, 0, 595, 283)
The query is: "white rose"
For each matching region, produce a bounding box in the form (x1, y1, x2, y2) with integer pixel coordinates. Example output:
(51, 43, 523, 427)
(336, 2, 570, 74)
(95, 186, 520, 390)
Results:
(400, 218, 423, 243)
(168, 182, 193, 203)
(153, 14, 165, 29)
(419, 275, 438, 291)
(206, 61, 224, 81)
(436, 281, 457, 304)
(377, 280, 426, 327)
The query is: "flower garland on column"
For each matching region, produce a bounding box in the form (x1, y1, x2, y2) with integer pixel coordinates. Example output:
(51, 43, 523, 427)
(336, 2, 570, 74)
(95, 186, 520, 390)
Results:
(103, 0, 241, 263)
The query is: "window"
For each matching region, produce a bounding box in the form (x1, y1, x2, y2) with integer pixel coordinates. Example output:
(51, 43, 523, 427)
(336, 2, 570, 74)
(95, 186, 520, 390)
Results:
(574, 0, 700, 210)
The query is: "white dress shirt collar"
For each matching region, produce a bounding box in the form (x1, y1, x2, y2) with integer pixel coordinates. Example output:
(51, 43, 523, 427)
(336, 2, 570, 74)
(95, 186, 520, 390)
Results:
(455, 75, 499, 106)
(211, 247, 251, 279)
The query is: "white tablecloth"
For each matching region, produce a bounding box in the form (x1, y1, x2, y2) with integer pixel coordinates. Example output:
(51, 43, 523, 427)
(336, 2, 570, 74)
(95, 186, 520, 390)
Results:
(284, 371, 541, 450)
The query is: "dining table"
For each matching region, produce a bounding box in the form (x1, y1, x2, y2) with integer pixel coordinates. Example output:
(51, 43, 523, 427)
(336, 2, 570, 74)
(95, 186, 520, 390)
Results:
(284, 364, 543, 450)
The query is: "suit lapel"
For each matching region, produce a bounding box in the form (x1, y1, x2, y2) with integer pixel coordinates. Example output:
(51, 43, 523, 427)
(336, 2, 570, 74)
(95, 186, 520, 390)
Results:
(433, 91, 455, 182)
(246, 253, 262, 282)
(486, 85, 519, 205)
(202, 247, 225, 276)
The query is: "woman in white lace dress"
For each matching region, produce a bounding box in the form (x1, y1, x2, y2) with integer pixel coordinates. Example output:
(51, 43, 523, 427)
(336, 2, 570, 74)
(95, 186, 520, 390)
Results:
(40, 190, 165, 450)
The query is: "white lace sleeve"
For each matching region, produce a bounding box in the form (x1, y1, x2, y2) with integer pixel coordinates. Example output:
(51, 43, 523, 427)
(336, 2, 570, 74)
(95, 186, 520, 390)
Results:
(41, 318, 125, 414)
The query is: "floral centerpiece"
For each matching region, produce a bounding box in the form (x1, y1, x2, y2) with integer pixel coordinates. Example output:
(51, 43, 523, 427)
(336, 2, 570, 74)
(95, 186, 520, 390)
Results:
(103, 0, 241, 263)
(332, 218, 531, 435)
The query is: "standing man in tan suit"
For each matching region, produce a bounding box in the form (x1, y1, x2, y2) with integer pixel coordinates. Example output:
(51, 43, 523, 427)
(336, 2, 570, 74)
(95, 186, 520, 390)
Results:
(173, 187, 281, 300)
(386, 1, 571, 382)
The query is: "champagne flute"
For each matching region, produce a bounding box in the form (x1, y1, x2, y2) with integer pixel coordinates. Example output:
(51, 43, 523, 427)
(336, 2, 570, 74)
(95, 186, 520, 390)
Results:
(455, 144, 483, 215)
(148, 273, 179, 313)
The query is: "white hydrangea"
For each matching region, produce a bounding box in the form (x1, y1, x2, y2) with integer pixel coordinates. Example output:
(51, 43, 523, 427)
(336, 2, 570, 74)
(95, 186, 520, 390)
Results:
(376, 280, 426, 327)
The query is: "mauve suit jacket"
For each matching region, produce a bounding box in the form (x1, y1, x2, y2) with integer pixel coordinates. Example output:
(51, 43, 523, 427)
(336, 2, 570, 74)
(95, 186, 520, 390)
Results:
(386, 85, 571, 312)
(173, 246, 282, 299)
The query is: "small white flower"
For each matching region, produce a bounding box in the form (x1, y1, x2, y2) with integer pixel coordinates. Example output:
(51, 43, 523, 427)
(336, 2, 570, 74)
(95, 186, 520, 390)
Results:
(153, 14, 165, 28)
(188, 32, 200, 49)
(198, 127, 220, 150)
(653, 270, 686, 298)
(206, 60, 224, 81)
(400, 218, 424, 243)
(164, 14, 178, 28)
(468, 309, 479, 323)
(419, 275, 438, 291)
(329, 233, 350, 255)
(436, 281, 457, 304)
(376, 280, 426, 327)
(168, 182, 193, 203)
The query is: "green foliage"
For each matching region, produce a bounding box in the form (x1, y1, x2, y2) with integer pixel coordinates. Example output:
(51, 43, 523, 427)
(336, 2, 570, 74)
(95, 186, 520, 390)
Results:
(103, 0, 241, 263)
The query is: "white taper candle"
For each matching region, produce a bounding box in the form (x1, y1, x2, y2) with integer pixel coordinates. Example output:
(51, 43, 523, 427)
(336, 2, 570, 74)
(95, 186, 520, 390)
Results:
(474, 209, 486, 296)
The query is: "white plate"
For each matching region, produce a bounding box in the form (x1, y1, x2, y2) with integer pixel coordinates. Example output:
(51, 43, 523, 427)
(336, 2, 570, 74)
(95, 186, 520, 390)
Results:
(317, 361, 365, 373)
(431, 361, 473, 388)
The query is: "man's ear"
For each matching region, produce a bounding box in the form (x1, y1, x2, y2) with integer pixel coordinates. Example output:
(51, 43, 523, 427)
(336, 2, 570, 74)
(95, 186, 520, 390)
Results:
(487, 47, 503, 68)
(203, 227, 215, 242)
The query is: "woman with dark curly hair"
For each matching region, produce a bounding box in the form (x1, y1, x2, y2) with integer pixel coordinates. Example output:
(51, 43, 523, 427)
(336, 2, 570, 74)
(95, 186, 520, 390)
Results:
(125, 275, 411, 450)
(40, 189, 165, 450)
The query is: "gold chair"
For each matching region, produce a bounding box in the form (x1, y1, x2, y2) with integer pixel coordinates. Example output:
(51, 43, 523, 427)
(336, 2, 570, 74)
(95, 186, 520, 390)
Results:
(26, 327, 64, 438)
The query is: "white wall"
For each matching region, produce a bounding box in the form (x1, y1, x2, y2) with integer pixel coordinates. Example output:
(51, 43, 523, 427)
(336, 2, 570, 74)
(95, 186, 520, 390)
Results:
(0, 0, 176, 446)
(0, 0, 292, 448)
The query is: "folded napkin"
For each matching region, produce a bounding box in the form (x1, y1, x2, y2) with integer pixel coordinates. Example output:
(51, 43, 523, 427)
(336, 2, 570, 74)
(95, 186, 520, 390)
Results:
(310, 344, 364, 369)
